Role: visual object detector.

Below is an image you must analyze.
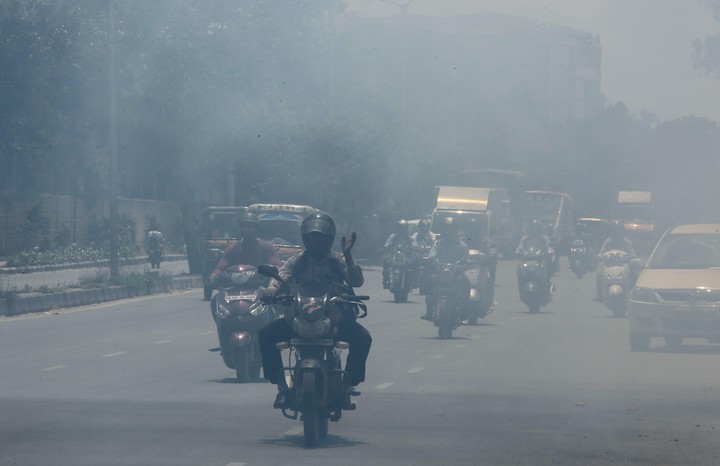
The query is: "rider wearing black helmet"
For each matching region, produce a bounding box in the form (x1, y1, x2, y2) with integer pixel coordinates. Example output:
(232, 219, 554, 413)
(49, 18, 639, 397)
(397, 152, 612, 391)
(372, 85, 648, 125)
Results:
(259, 211, 371, 409)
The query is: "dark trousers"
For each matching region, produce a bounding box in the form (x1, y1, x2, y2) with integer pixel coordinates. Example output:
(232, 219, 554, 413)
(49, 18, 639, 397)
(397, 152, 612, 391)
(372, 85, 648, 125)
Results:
(259, 318, 372, 387)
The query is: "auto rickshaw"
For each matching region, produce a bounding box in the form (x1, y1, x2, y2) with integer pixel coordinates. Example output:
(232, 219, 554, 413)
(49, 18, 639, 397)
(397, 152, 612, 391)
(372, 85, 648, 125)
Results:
(198, 206, 247, 300)
(247, 203, 317, 262)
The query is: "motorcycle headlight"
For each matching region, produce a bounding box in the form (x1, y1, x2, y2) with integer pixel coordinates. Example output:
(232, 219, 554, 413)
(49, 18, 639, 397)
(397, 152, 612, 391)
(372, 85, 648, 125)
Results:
(632, 287, 658, 303)
(292, 316, 332, 338)
(216, 302, 231, 319)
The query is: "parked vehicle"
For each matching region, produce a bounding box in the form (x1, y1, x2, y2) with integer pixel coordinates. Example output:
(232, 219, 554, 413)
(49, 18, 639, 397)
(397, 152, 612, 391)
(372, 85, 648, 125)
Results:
(198, 206, 247, 300)
(596, 249, 633, 317)
(386, 245, 417, 303)
(628, 224, 720, 351)
(517, 246, 553, 313)
(254, 264, 369, 448)
(210, 264, 277, 382)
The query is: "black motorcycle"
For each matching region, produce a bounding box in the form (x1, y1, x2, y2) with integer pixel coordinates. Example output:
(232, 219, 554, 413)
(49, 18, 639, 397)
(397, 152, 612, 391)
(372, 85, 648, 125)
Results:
(386, 246, 416, 303)
(517, 247, 553, 314)
(568, 237, 596, 278)
(427, 259, 472, 339)
(253, 265, 369, 448)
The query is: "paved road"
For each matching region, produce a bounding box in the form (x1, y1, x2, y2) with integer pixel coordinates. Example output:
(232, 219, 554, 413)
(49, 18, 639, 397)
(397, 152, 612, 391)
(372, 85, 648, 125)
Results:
(1, 261, 719, 465)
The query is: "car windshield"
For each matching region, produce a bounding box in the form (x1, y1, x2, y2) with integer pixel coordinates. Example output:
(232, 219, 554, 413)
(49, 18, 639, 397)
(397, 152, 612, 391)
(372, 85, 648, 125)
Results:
(258, 220, 303, 247)
(202, 213, 241, 239)
(522, 195, 563, 224)
(648, 233, 720, 269)
(612, 204, 654, 222)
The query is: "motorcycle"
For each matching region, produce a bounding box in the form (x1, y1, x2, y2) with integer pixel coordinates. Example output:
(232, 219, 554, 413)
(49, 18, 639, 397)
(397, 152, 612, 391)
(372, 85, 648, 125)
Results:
(463, 250, 495, 325)
(386, 246, 416, 303)
(210, 264, 277, 382)
(145, 231, 164, 269)
(596, 249, 632, 317)
(517, 247, 553, 314)
(253, 264, 369, 449)
(427, 259, 472, 339)
(415, 244, 433, 295)
(568, 237, 596, 278)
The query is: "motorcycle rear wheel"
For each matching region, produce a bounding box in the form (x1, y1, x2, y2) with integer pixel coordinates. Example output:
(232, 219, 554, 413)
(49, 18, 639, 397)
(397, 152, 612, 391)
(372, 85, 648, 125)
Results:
(393, 288, 409, 303)
(302, 371, 322, 448)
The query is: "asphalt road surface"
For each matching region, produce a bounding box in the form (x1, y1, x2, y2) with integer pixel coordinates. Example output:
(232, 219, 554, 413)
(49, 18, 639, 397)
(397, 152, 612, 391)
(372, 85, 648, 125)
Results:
(1, 261, 719, 465)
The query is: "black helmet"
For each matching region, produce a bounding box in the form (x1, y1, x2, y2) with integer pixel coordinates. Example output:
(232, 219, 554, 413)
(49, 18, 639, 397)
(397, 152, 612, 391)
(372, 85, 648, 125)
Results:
(418, 219, 430, 233)
(528, 219, 543, 235)
(301, 211, 336, 258)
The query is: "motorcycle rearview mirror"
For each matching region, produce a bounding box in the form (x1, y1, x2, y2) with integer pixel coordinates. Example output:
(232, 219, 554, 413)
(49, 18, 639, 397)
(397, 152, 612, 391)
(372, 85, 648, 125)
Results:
(257, 264, 283, 282)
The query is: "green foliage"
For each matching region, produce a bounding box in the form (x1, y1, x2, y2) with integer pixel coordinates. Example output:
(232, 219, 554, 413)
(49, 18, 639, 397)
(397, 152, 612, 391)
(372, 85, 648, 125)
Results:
(78, 267, 172, 291)
(18, 205, 50, 250)
(85, 213, 137, 256)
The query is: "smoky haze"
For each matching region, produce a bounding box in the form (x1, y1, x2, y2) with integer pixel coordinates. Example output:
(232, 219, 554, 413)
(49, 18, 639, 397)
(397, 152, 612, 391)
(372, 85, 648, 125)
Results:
(2, 0, 720, 257)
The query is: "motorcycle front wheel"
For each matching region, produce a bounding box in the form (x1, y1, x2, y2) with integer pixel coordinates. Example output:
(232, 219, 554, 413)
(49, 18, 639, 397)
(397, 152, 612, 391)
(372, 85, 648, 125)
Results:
(302, 371, 323, 448)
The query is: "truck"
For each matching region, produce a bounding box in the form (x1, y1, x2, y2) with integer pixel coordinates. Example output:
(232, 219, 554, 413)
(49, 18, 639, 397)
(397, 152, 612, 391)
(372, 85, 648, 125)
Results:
(611, 191, 657, 257)
(430, 186, 511, 255)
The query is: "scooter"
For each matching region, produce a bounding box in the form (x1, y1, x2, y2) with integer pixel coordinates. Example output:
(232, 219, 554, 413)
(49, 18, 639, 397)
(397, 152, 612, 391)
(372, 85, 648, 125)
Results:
(462, 250, 494, 325)
(517, 247, 553, 314)
(210, 264, 277, 382)
(596, 249, 631, 317)
(254, 264, 369, 448)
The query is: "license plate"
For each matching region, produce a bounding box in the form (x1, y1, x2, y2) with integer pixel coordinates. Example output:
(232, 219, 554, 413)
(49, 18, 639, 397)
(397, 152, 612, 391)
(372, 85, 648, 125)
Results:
(289, 338, 334, 346)
(226, 294, 255, 301)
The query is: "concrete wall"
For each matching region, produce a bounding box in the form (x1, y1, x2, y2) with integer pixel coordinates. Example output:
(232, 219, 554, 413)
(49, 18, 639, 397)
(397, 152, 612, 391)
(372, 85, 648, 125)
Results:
(1, 194, 182, 254)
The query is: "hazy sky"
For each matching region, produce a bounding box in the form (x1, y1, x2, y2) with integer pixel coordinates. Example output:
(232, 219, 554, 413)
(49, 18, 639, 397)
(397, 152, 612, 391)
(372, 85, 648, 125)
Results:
(344, 0, 720, 123)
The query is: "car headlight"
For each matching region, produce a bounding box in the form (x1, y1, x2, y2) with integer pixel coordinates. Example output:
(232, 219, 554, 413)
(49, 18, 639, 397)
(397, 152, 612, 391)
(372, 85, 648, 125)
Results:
(631, 287, 658, 303)
(216, 302, 231, 319)
(292, 316, 331, 338)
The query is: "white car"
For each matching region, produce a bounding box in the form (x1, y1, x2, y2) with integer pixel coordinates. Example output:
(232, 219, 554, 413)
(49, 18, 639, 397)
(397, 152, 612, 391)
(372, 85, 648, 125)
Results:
(628, 224, 720, 351)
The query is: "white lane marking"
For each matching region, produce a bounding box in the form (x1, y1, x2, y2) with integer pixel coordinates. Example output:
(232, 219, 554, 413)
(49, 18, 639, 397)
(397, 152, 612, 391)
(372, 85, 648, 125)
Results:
(199, 331, 214, 336)
(375, 382, 394, 389)
(431, 354, 445, 359)
(226, 463, 247, 466)
(282, 426, 303, 436)
(154, 340, 172, 344)
(453, 344, 466, 349)
(408, 367, 424, 373)
(40, 365, 66, 372)
(102, 351, 127, 358)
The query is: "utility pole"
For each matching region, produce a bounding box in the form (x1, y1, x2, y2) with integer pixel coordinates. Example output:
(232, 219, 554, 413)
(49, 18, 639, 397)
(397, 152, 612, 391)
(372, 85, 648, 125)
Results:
(108, 0, 119, 277)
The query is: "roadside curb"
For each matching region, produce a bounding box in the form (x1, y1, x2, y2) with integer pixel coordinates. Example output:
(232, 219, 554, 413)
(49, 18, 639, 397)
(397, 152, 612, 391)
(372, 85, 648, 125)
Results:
(0, 274, 202, 317)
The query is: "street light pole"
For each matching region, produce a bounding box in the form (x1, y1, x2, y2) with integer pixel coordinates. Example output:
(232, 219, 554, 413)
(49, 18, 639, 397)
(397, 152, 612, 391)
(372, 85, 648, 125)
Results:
(108, 0, 119, 277)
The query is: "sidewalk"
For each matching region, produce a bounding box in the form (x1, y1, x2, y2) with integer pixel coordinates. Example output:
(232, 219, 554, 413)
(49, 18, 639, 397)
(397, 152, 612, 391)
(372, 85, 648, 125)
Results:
(0, 257, 201, 317)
